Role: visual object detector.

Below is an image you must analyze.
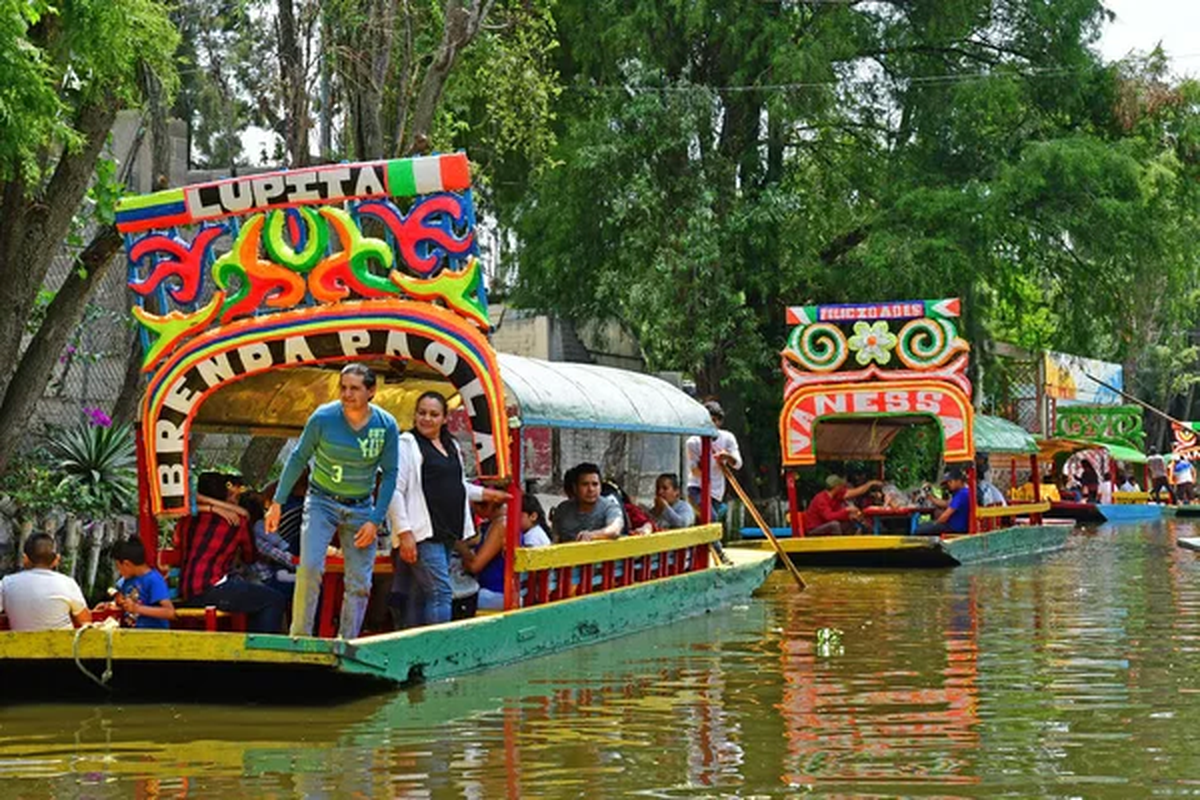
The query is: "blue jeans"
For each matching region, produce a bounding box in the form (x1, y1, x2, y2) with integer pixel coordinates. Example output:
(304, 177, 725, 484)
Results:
(290, 491, 377, 638)
(399, 540, 454, 627)
(188, 577, 286, 633)
(687, 487, 728, 522)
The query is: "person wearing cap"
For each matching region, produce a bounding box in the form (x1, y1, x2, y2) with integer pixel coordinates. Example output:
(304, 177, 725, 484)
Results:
(916, 467, 971, 535)
(685, 400, 743, 520)
(803, 475, 881, 536)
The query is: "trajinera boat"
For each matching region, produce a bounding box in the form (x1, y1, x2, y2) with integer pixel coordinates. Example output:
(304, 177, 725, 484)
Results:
(735, 298, 1070, 567)
(1037, 403, 1163, 525)
(0, 154, 774, 699)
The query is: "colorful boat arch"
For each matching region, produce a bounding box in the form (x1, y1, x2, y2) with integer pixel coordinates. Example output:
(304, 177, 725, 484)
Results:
(779, 298, 975, 467)
(780, 379, 974, 467)
(141, 300, 509, 515)
(118, 153, 509, 516)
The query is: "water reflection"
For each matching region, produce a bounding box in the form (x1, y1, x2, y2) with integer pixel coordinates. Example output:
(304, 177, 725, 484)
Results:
(6, 521, 1200, 795)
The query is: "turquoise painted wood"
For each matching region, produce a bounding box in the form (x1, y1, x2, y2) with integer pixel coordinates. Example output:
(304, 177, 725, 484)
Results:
(249, 548, 777, 685)
(1095, 504, 1164, 524)
(941, 525, 1071, 565)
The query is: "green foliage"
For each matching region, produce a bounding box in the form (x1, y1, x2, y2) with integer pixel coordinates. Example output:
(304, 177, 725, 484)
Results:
(885, 426, 944, 490)
(511, 0, 1200, 481)
(44, 420, 137, 517)
(0, 0, 179, 182)
(0, 451, 78, 518)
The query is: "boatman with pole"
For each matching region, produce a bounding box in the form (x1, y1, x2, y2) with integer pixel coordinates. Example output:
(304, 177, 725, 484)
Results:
(265, 363, 400, 638)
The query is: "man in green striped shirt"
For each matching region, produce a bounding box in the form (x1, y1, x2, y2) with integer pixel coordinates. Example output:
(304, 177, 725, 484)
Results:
(267, 363, 399, 638)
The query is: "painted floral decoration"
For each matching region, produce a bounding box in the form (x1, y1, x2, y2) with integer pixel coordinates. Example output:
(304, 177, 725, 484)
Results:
(848, 321, 897, 365)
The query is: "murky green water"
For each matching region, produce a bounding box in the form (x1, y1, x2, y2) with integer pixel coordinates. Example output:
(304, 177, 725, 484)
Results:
(5, 519, 1200, 797)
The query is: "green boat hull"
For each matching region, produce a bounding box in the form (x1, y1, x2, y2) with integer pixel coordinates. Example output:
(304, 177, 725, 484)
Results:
(0, 549, 775, 701)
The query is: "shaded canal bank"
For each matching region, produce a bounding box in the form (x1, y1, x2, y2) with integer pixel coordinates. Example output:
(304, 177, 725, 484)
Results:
(4, 519, 1200, 796)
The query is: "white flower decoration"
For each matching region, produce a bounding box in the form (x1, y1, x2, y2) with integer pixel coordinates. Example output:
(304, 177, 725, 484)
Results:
(848, 321, 897, 366)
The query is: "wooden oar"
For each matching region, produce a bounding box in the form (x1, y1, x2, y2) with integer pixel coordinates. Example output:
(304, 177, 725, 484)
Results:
(720, 463, 807, 590)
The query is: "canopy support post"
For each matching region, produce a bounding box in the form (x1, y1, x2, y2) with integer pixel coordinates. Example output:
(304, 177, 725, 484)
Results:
(967, 462, 978, 534)
(1030, 454, 1043, 524)
(135, 427, 159, 565)
(503, 425, 523, 612)
(786, 470, 801, 538)
(699, 438, 713, 525)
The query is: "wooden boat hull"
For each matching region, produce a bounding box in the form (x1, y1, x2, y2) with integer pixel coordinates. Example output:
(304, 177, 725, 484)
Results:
(1049, 501, 1107, 523)
(1094, 503, 1163, 524)
(1165, 505, 1200, 518)
(0, 548, 775, 701)
(734, 525, 1071, 568)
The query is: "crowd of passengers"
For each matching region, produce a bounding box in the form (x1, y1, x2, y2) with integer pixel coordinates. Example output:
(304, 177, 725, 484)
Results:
(802, 450, 1198, 537)
(0, 376, 726, 636)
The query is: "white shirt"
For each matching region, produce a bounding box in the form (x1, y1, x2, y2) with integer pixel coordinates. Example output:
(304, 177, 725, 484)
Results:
(522, 524, 552, 548)
(0, 568, 87, 631)
(686, 429, 743, 501)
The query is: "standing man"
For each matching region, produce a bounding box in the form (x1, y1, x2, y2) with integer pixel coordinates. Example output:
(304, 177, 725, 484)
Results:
(266, 363, 399, 638)
(686, 401, 743, 521)
(1147, 448, 1173, 503)
(1174, 456, 1196, 505)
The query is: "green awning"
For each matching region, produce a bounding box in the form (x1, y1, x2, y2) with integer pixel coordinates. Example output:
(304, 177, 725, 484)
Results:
(974, 414, 1039, 454)
(1104, 443, 1147, 464)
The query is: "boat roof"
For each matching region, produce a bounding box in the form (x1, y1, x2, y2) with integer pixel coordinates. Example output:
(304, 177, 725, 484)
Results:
(497, 354, 716, 436)
(974, 414, 1039, 455)
(806, 412, 1034, 462)
(1037, 437, 1148, 464)
(190, 354, 717, 437)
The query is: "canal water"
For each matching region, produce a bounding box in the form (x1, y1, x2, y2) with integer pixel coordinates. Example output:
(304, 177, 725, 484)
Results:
(4, 519, 1200, 797)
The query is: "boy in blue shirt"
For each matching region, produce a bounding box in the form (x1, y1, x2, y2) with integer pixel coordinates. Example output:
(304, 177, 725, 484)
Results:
(114, 538, 175, 629)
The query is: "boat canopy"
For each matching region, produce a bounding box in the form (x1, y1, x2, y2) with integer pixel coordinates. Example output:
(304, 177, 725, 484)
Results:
(189, 353, 717, 438)
(808, 412, 1036, 462)
(497, 354, 716, 436)
(974, 414, 1039, 455)
(1036, 438, 1147, 464)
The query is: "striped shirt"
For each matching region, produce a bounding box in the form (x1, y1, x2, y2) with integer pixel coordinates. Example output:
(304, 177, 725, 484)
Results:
(176, 512, 255, 601)
(273, 401, 399, 524)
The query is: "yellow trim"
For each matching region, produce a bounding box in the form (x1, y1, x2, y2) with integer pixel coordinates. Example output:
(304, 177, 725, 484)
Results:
(512, 525, 722, 572)
(976, 501, 1050, 519)
(735, 535, 938, 555)
(1114, 491, 1152, 504)
(0, 629, 338, 666)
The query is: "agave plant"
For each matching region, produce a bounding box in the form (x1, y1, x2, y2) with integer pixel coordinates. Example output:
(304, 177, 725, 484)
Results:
(44, 420, 137, 516)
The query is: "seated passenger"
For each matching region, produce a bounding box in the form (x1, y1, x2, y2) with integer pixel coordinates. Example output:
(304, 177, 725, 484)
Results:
(803, 475, 878, 536)
(175, 504, 286, 633)
(552, 463, 624, 542)
(457, 496, 552, 610)
(240, 491, 296, 600)
(604, 481, 656, 535)
(113, 538, 174, 629)
(649, 473, 696, 530)
(915, 468, 971, 535)
(196, 470, 250, 526)
(1117, 473, 1138, 493)
(0, 533, 91, 631)
(977, 471, 1008, 507)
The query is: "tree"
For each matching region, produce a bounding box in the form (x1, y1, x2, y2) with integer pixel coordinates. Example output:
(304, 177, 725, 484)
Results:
(512, 0, 1200, 490)
(0, 0, 179, 473)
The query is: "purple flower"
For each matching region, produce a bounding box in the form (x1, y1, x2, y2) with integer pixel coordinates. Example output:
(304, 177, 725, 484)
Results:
(83, 406, 112, 428)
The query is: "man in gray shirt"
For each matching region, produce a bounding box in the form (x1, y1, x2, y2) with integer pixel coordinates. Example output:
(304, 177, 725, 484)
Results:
(552, 463, 624, 542)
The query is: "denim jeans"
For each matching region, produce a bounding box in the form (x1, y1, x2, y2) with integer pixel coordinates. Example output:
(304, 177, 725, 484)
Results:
(290, 490, 377, 638)
(402, 540, 454, 627)
(188, 577, 286, 633)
